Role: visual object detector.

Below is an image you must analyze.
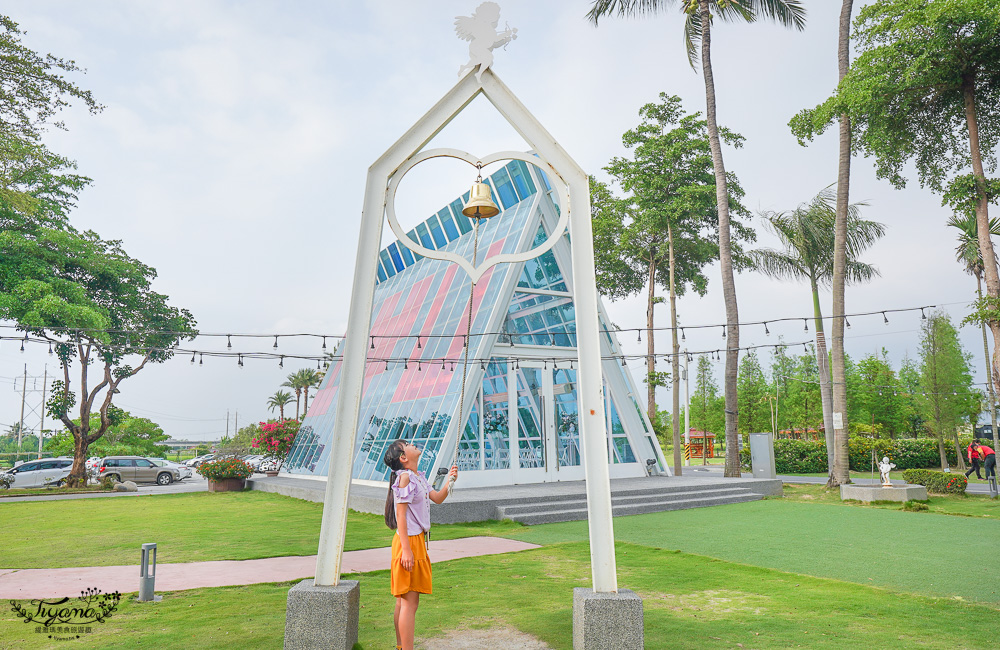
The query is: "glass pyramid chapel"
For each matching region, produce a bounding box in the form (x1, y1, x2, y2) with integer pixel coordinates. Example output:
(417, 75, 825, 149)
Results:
(284, 159, 668, 487)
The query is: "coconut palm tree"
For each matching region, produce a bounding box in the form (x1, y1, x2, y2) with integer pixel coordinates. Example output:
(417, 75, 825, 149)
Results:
(588, 0, 806, 476)
(750, 186, 884, 478)
(282, 372, 306, 420)
(267, 390, 295, 421)
(949, 212, 1000, 456)
(300, 368, 325, 417)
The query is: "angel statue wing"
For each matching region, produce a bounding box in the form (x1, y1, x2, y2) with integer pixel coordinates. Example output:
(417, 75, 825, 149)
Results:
(454, 14, 477, 41)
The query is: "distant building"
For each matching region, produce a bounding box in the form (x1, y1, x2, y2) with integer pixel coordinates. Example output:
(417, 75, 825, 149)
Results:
(162, 439, 217, 451)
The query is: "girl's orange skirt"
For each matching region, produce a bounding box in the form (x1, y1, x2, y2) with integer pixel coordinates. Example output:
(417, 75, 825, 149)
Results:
(390, 532, 432, 596)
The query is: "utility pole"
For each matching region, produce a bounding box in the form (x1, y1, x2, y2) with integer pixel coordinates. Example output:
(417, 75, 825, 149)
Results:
(38, 366, 48, 459)
(226, 409, 230, 439)
(17, 365, 27, 463)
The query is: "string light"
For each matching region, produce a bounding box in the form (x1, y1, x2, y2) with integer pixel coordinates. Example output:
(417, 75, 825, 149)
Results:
(764, 322, 770, 335)
(227, 335, 232, 349)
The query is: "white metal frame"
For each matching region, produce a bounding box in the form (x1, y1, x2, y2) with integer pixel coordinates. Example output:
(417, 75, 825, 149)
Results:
(313, 68, 618, 594)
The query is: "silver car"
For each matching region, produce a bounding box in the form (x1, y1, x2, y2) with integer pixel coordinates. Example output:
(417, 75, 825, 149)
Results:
(2, 458, 73, 488)
(149, 458, 193, 480)
(98, 456, 182, 485)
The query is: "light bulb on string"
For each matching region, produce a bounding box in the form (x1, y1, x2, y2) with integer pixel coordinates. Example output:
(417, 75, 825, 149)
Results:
(883, 312, 889, 325)
(722, 325, 726, 339)
(190, 352, 196, 364)
(637, 330, 642, 343)
(921, 308, 927, 320)
(416, 336, 422, 349)
(199, 353, 203, 366)
(273, 336, 279, 349)
(48, 343, 53, 356)
(764, 322, 770, 335)
(322, 336, 327, 350)
(386, 359, 390, 371)
(227, 335, 232, 349)
(279, 356, 284, 368)
(370, 337, 375, 350)
(803, 319, 809, 332)
(846, 318, 852, 329)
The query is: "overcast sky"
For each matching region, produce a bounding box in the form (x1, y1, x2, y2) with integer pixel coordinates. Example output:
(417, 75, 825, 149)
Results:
(1, 1, 995, 441)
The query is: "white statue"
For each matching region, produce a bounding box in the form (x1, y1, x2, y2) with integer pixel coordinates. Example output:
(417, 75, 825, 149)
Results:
(878, 456, 896, 487)
(455, 2, 518, 82)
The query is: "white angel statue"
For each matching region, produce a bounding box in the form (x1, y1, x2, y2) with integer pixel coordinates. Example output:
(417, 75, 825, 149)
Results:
(455, 2, 517, 82)
(878, 456, 896, 487)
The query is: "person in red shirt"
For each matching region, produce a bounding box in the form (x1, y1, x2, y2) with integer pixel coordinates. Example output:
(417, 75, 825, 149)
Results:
(966, 441, 984, 479)
(974, 443, 996, 482)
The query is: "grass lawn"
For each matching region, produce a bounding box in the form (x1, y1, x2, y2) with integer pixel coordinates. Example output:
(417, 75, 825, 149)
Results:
(3, 542, 998, 649)
(0, 491, 523, 569)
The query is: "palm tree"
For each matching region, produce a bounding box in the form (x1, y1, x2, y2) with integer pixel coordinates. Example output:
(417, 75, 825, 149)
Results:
(750, 186, 884, 478)
(267, 390, 295, 420)
(949, 212, 1000, 456)
(588, 0, 807, 477)
(300, 368, 324, 417)
(830, 0, 856, 488)
(282, 372, 306, 420)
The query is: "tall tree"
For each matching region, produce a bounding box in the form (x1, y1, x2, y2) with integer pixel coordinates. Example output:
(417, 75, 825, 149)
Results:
(689, 354, 725, 451)
(267, 390, 295, 421)
(949, 212, 1000, 454)
(791, 2, 1000, 478)
(749, 186, 883, 474)
(588, 0, 806, 477)
(593, 93, 752, 475)
(854, 350, 907, 439)
(300, 368, 324, 416)
(736, 350, 770, 435)
(1, 225, 197, 485)
(897, 355, 925, 439)
(917, 311, 978, 470)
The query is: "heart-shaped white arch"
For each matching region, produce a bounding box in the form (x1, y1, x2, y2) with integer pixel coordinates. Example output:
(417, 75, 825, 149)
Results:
(385, 148, 571, 283)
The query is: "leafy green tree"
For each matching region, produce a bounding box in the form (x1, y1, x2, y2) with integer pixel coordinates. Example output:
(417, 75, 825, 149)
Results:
(749, 186, 883, 475)
(918, 311, 978, 470)
(267, 390, 295, 421)
(282, 368, 323, 419)
(897, 355, 925, 439)
(689, 355, 725, 445)
(46, 413, 169, 458)
(219, 422, 262, 457)
(0, 15, 101, 221)
(791, 0, 1000, 422)
(593, 92, 752, 473)
(588, 0, 807, 477)
(854, 350, 907, 439)
(300, 368, 324, 416)
(736, 351, 770, 435)
(1, 224, 197, 485)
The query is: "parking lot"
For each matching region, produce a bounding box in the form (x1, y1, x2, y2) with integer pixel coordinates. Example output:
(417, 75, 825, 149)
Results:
(0, 474, 215, 503)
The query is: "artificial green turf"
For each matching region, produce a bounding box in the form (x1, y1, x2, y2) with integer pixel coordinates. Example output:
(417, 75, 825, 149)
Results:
(506, 499, 1000, 605)
(0, 491, 522, 569)
(3, 542, 998, 649)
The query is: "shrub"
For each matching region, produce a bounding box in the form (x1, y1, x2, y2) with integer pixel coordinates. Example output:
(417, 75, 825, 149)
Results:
(99, 475, 117, 490)
(901, 468, 968, 494)
(197, 458, 253, 481)
(902, 500, 929, 511)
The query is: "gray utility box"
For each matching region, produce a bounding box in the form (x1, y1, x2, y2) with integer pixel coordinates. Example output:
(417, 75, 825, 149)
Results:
(749, 432, 776, 479)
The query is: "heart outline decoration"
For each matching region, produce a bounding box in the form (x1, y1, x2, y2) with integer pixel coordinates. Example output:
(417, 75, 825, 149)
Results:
(385, 148, 572, 284)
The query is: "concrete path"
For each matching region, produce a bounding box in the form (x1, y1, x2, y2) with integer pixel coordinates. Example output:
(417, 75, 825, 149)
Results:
(0, 537, 538, 599)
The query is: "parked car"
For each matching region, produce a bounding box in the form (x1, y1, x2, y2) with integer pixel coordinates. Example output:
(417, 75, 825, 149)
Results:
(98, 456, 182, 485)
(242, 455, 265, 471)
(1, 458, 73, 488)
(148, 458, 193, 480)
(258, 457, 282, 473)
(85, 456, 102, 471)
(185, 454, 215, 468)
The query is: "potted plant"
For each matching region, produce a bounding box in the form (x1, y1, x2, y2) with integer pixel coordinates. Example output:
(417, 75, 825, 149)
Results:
(252, 419, 300, 476)
(197, 457, 253, 492)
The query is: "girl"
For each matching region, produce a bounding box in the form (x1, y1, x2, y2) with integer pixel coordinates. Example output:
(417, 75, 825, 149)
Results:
(383, 440, 457, 650)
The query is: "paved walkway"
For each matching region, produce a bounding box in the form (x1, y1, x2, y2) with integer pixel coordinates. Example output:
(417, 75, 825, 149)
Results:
(0, 536, 539, 599)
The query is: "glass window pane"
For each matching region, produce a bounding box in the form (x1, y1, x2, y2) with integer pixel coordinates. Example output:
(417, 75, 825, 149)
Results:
(438, 208, 459, 240)
(451, 200, 472, 233)
(428, 215, 447, 247)
(379, 250, 396, 277)
(415, 223, 435, 250)
(387, 243, 405, 272)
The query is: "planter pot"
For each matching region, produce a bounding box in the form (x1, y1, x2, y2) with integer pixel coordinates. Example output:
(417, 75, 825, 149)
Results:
(265, 471, 279, 478)
(208, 478, 246, 492)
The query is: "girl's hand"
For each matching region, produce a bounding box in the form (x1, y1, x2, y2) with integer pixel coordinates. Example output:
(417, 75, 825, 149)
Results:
(449, 465, 458, 481)
(400, 547, 415, 571)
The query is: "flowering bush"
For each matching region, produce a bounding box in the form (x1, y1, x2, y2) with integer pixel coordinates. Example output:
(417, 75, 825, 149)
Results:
(251, 419, 300, 471)
(901, 468, 968, 494)
(197, 457, 253, 481)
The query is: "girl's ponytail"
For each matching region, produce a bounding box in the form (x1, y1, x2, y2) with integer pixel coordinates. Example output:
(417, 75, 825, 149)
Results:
(383, 440, 406, 529)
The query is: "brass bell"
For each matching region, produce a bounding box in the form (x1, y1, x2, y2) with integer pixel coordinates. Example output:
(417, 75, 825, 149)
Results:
(462, 180, 500, 219)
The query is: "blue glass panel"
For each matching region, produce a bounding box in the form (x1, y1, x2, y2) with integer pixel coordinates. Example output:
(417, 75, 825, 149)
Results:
(398, 242, 415, 266)
(406, 230, 423, 260)
(607, 396, 636, 463)
(428, 215, 447, 247)
(507, 292, 576, 346)
(509, 160, 536, 199)
(482, 360, 510, 470)
(538, 168, 552, 191)
(451, 200, 472, 233)
(377, 261, 388, 283)
(387, 243, 405, 272)
(415, 223, 435, 250)
(379, 250, 396, 278)
(517, 225, 568, 292)
(438, 208, 459, 240)
(490, 168, 518, 209)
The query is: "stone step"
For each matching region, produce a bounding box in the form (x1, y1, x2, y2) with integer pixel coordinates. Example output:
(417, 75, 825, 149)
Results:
(499, 491, 762, 525)
(496, 486, 754, 517)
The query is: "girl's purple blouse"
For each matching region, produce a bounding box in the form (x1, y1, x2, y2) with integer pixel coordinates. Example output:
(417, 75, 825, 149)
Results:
(391, 469, 431, 534)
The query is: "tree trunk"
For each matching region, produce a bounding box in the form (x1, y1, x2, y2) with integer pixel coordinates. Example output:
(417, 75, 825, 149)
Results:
(979, 275, 1000, 455)
(964, 81, 1000, 405)
(699, 0, 740, 478)
(829, 0, 855, 488)
(295, 390, 302, 420)
(668, 225, 682, 475)
(812, 280, 836, 475)
(646, 255, 658, 426)
(303, 387, 311, 418)
(952, 431, 966, 471)
(936, 426, 948, 472)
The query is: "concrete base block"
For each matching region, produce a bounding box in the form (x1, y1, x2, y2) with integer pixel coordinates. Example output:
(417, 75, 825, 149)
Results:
(284, 579, 359, 650)
(840, 484, 927, 503)
(573, 587, 643, 650)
